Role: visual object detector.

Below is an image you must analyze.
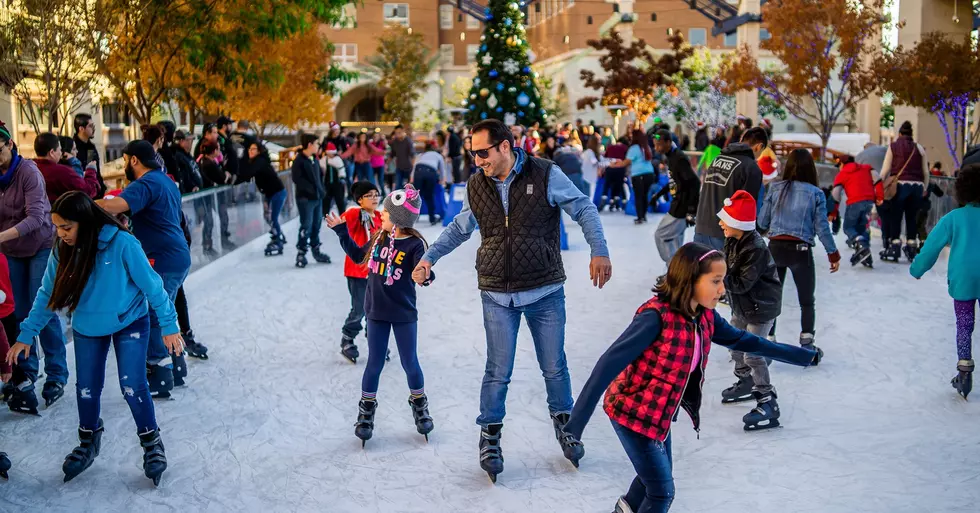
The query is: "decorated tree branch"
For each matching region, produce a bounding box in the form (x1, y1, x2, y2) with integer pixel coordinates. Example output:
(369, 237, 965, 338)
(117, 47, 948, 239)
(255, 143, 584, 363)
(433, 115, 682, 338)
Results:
(718, 0, 884, 158)
(875, 32, 980, 168)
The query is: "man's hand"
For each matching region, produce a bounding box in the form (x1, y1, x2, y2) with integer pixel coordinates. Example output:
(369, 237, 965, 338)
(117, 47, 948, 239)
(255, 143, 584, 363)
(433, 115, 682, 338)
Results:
(5, 342, 30, 368)
(589, 256, 613, 289)
(412, 259, 432, 285)
(163, 333, 184, 357)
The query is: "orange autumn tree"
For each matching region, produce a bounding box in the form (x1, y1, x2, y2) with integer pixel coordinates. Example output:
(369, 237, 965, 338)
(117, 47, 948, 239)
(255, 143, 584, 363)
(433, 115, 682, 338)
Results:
(718, 0, 883, 158)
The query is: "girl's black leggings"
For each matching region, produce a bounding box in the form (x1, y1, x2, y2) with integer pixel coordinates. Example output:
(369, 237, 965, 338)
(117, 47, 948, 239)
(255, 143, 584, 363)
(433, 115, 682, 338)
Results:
(767, 240, 817, 336)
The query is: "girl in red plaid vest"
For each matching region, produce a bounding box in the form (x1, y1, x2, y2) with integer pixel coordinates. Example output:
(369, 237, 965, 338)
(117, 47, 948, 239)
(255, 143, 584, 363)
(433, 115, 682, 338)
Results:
(561, 243, 822, 513)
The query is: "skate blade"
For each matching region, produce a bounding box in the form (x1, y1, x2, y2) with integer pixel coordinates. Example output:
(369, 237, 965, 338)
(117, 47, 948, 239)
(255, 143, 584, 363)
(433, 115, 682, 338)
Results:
(150, 394, 174, 401)
(744, 420, 781, 432)
(187, 353, 208, 361)
(9, 407, 40, 416)
(487, 472, 497, 484)
(0, 470, 7, 480)
(721, 396, 754, 404)
(152, 475, 161, 486)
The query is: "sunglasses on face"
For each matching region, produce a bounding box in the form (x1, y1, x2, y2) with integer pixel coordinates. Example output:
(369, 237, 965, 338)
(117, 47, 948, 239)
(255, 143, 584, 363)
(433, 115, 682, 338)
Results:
(469, 140, 504, 159)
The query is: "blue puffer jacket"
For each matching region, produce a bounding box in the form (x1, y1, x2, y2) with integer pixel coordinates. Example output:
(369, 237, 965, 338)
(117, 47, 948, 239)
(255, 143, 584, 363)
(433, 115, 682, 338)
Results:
(17, 224, 179, 344)
(758, 180, 838, 255)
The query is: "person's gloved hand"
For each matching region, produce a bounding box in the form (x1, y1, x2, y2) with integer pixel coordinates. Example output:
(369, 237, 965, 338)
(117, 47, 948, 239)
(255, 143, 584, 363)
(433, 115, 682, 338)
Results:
(685, 214, 696, 227)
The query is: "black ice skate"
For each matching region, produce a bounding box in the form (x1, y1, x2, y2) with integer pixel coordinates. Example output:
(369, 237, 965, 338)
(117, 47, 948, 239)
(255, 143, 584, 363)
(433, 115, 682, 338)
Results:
(63, 419, 104, 482)
(850, 241, 873, 268)
(183, 330, 209, 360)
(295, 250, 308, 268)
(0, 451, 10, 480)
(8, 380, 39, 415)
(551, 412, 585, 468)
(147, 362, 174, 399)
(879, 240, 902, 263)
(479, 423, 505, 483)
(172, 353, 188, 388)
(721, 375, 754, 403)
(264, 234, 284, 256)
(743, 391, 780, 431)
(614, 496, 634, 513)
(903, 239, 920, 262)
(311, 246, 332, 264)
(341, 336, 359, 363)
(952, 359, 974, 400)
(355, 399, 377, 446)
(138, 429, 167, 486)
(1, 382, 14, 403)
(409, 395, 434, 441)
(42, 381, 65, 408)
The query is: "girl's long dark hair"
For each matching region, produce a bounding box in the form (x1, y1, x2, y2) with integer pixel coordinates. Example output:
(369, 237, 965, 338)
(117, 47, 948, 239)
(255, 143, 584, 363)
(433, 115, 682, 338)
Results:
(47, 191, 130, 313)
(631, 129, 652, 161)
(777, 149, 819, 212)
(653, 242, 725, 318)
(360, 227, 429, 266)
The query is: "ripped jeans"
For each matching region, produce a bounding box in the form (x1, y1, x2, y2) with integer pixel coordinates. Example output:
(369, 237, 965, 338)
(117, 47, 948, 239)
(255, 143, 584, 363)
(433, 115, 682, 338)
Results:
(73, 315, 157, 432)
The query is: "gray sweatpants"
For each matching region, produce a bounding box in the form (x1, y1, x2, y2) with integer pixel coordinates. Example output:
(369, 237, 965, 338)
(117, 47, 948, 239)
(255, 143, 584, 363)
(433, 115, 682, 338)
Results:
(655, 214, 687, 263)
(730, 317, 776, 394)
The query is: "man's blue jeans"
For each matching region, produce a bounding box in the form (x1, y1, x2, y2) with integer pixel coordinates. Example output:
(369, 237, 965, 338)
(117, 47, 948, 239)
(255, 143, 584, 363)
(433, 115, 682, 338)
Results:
(612, 421, 674, 513)
(147, 269, 187, 365)
(843, 200, 873, 244)
(396, 169, 412, 190)
(296, 198, 323, 251)
(693, 232, 725, 251)
(7, 248, 68, 385)
(477, 288, 573, 426)
(74, 315, 157, 433)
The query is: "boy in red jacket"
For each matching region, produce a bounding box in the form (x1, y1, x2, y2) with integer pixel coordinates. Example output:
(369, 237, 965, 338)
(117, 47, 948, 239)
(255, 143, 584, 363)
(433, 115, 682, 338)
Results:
(340, 181, 383, 363)
(33, 133, 100, 204)
(832, 155, 884, 267)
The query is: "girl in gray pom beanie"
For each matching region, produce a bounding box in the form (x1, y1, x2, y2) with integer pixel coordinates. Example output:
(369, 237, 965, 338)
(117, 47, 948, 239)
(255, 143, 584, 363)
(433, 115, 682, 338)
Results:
(325, 183, 436, 446)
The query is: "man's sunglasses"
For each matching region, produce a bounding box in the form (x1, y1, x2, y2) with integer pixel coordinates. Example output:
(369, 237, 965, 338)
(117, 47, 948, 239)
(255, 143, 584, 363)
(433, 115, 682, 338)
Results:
(469, 140, 504, 159)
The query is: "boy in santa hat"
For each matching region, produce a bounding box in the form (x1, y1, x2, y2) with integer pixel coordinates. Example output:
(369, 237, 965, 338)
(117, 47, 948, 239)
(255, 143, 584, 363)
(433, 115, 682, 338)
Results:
(322, 141, 348, 216)
(717, 190, 806, 431)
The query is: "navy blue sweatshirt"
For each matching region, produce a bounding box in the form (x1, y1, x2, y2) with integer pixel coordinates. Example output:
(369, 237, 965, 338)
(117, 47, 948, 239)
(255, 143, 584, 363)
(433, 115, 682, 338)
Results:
(332, 226, 434, 323)
(563, 310, 817, 440)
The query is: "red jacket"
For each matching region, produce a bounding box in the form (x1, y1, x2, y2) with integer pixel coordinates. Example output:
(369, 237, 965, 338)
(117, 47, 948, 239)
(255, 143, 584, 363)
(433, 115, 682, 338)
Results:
(833, 162, 883, 205)
(34, 159, 100, 205)
(0, 254, 14, 319)
(604, 298, 715, 442)
(342, 207, 382, 279)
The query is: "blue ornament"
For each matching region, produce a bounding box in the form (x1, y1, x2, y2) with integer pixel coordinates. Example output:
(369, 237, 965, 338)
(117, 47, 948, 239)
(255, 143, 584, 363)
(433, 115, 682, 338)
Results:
(489, 70, 498, 78)
(504, 18, 512, 27)
(474, 77, 481, 85)
(496, 107, 503, 113)
(480, 112, 488, 119)
(518, 111, 525, 117)
(480, 44, 487, 52)
(496, 82, 504, 91)
(522, 66, 531, 74)
(469, 104, 476, 110)
(516, 92, 530, 106)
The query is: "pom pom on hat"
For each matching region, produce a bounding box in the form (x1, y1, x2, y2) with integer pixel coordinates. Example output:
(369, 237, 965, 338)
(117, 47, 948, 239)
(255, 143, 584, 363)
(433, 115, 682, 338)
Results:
(717, 190, 757, 231)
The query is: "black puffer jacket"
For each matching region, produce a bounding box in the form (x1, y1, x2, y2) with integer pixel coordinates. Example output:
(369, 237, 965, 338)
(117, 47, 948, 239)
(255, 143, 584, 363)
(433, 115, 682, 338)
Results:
(723, 230, 782, 324)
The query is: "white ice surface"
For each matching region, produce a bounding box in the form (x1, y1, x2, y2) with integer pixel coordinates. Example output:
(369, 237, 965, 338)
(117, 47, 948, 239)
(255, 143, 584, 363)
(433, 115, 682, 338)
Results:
(1, 213, 978, 513)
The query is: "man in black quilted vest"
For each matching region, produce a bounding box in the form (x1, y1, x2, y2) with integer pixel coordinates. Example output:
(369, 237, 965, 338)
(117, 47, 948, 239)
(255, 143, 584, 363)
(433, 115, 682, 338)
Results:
(412, 119, 612, 480)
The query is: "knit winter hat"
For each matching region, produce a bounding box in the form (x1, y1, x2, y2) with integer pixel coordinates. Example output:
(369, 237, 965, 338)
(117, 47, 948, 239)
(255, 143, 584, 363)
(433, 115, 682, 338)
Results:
(717, 190, 757, 231)
(383, 184, 422, 228)
(351, 181, 379, 203)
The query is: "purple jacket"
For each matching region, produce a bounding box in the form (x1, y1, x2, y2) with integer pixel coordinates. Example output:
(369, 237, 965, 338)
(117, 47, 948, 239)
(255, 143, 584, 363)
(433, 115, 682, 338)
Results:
(0, 157, 55, 257)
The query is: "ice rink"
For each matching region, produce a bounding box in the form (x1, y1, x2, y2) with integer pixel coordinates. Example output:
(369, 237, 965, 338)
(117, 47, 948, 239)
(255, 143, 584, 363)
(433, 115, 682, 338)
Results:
(1, 212, 977, 513)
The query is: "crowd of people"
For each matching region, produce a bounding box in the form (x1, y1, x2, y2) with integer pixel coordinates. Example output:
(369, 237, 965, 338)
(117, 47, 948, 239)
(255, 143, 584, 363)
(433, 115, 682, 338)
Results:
(0, 108, 976, 513)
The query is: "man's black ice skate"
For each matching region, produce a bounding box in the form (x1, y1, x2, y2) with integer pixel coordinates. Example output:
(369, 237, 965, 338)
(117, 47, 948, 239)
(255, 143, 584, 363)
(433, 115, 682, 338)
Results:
(479, 423, 504, 483)
(138, 429, 167, 486)
(0, 451, 10, 480)
(903, 239, 920, 263)
(183, 330, 209, 360)
(42, 381, 65, 408)
(63, 419, 104, 482)
(743, 391, 780, 431)
(952, 359, 974, 400)
(409, 395, 434, 441)
(172, 353, 188, 388)
(551, 412, 585, 468)
(8, 380, 39, 415)
(341, 336, 359, 363)
(295, 250, 308, 268)
(311, 246, 331, 264)
(355, 399, 377, 446)
(721, 375, 754, 403)
(147, 362, 174, 399)
(879, 240, 902, 262)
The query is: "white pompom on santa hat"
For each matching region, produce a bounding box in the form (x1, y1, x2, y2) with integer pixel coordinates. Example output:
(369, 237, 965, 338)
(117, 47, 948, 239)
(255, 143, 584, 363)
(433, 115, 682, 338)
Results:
(717, 190, 757, 231)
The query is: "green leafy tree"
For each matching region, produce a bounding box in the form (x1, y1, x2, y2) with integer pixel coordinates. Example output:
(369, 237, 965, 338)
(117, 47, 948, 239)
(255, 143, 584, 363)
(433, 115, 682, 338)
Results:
(366, 25, 438, 125)
(465, 0, 544, 126)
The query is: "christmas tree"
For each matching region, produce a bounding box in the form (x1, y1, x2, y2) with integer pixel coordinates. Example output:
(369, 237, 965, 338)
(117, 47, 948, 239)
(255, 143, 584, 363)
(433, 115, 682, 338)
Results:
(464, 0, 544, 127)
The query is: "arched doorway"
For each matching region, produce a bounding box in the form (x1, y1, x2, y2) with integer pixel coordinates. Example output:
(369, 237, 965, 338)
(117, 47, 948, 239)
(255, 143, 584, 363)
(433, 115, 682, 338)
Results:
(335, 84, 389, 123)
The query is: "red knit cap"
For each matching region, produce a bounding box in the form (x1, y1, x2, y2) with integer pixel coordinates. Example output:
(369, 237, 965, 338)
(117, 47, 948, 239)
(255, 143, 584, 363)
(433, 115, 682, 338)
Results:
(717, 190, 757, 231)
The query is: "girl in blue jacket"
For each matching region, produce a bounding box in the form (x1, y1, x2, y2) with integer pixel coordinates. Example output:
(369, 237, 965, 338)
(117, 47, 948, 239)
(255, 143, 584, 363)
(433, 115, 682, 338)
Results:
(5, 191, 182, 486)
(910, 164, 980, 400)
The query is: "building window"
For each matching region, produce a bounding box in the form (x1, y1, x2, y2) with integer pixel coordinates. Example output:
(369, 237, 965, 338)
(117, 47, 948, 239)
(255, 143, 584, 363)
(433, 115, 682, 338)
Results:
(724, 32, 737, 47)
(760, 28, 771, 41)
(440, 44, 455, 66)
(383, 3, 409, 27)
(688, 28, 707, 47)
(333, 43, 358, 65)
(18, 103, 58, 129)
(101, 102, 128, 126)
(467, 44, 479, 64)
(439, 5, 453, 30)
(466, 14, 480, 30)
(333, 3, 356, 29)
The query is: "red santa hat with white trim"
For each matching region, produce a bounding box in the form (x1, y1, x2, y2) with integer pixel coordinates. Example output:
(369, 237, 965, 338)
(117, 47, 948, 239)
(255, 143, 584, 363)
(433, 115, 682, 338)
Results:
(758, 154, 779, 181)
(717, 190, 757, 231)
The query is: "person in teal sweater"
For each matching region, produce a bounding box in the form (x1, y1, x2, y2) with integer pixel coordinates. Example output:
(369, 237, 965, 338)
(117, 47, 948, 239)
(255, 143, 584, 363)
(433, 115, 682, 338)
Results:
(4, 191, 182, 485)
(910, 164, 980, 400)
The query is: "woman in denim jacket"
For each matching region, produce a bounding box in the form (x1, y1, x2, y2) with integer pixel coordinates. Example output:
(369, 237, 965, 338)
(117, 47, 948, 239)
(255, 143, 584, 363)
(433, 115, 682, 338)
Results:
(758, 149, 841, 350)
